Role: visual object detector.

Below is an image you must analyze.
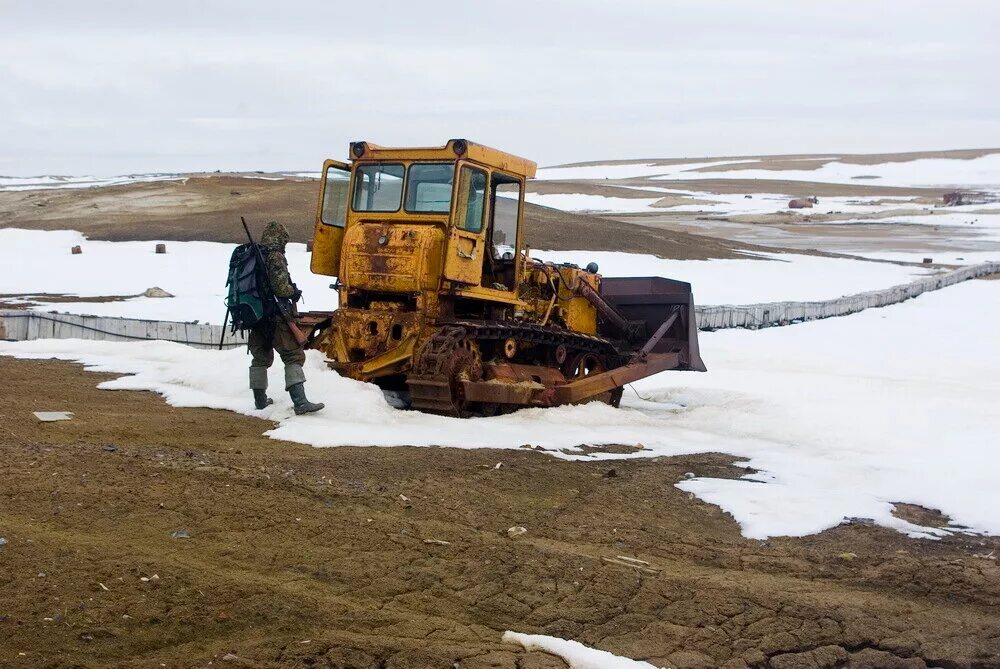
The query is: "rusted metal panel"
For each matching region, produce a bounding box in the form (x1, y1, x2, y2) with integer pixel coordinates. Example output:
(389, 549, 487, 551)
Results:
(551, 353, 681, 405)
(442, 229, 483, 285)
(486, 361, 567, 386)
(342, 223, 444, 293)
(460, 379, 540, 405)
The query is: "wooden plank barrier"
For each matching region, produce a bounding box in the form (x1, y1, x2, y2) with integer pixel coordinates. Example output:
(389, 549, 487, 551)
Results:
(695, 261, 1000, 330)
(0, 310, 246, 349)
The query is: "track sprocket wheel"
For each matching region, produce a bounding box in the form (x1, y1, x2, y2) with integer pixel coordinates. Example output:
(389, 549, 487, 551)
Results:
(407, 327, 485, 417)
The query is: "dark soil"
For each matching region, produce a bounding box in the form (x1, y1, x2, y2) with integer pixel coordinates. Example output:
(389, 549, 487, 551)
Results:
(2, 356, 999, 668)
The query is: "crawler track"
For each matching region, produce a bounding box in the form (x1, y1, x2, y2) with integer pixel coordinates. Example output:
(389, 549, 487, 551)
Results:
(407, 321, 624, 416)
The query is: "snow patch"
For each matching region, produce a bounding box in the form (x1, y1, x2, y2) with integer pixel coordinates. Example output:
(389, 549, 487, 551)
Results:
(522, 192, 661, 213)
(503, 631, 662, 669)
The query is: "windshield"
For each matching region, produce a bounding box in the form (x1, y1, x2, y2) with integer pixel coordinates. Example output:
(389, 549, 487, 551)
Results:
(406, 163, 454, 212)
(352, 163, 404, 212)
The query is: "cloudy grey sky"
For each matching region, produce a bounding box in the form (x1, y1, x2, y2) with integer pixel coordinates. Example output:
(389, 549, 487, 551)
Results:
(2, 1, 998, 175)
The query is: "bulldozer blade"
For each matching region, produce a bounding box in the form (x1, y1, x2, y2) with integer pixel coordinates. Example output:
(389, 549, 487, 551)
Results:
(600, 276, 706, 372)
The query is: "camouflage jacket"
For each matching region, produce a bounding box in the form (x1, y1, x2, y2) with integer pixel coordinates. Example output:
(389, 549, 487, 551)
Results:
(259, 221, 297, 300)
(265, 249, 296, 299)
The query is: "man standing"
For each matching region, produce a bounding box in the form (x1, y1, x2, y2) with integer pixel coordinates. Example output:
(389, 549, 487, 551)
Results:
(248, 221, 325, 415)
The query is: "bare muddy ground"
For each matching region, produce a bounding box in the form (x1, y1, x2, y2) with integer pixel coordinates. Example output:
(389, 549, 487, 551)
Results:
(2, 356, 999, 668)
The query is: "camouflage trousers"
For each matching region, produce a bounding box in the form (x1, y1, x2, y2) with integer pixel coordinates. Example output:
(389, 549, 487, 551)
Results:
(248, 317, 307, 391)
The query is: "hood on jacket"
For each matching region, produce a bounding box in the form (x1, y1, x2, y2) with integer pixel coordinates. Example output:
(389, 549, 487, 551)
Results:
(260, 221, 289, 252)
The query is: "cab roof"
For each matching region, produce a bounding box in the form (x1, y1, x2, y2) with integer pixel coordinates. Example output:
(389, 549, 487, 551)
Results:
(348, 139, 536, 178)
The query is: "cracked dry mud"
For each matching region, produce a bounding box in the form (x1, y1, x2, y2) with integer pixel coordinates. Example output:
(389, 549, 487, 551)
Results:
(1, 357, 998, 668)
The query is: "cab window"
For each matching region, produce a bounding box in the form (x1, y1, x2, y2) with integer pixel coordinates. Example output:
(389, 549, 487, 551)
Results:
(352, 163, 404, 212)
(491, 175, 521, 256)
(320, 165, 350, 227)
(454, 166, 487, 233)
(405, 163, 454, 213)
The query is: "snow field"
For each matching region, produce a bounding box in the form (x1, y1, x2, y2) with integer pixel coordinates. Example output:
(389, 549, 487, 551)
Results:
(1, 229, 935, 323)
(536, 153, 1000, 189)
(521, 192, 663, 213)
(826, 210, 1000, 246)
(663, 153, 1000, 189)
(523, 189, 925, 217)
(529, 153, 1000, 220)
(3, 279, 998, 540)
(529, 250, 931, 304)
(0, 174, 185, 191)
(0, 229, 338, 325)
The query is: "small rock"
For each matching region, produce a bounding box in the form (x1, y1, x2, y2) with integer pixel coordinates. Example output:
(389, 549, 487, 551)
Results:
(494, 462, 503, 469)
(837, 552, 858, 561)
(683, 472, 696, 479)
(142, 286, 174, 298)
(98, 582, 109, 591)
(0, 537, 8, 547)
(80, 633, 94, 642)
(397, 494, 412, 508)
(172, 529, 191, 539)
(603, 468, 617, 478)
(507, 526, 527, 538)
(423, 538, 451, 545)
(222, 652, 239, 661)
(102, 444, 118, 452)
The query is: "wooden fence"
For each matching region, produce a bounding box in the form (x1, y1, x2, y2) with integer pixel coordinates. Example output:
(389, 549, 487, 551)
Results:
(0, 310, 246, 349)
(1, 262, 997, 348)
(694, 261, 999, 330)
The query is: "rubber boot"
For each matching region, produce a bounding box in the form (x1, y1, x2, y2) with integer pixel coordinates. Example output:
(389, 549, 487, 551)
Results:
(253, 389, 273, 410)
(249, 367, 273, 409)
(289, 383, 324, 415)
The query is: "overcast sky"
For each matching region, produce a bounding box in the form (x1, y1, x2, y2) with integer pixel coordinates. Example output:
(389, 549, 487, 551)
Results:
(2, 1, 998, 175)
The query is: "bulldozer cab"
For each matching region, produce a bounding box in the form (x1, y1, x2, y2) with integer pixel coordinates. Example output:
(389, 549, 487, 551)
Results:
(309, 139, 536, 298)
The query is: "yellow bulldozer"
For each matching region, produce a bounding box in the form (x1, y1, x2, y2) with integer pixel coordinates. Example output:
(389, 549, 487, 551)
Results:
(298, 139, 705, 416)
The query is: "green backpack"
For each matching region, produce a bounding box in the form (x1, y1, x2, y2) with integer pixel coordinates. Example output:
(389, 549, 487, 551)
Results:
(225, 243, 271, 334)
